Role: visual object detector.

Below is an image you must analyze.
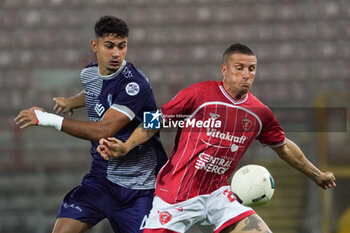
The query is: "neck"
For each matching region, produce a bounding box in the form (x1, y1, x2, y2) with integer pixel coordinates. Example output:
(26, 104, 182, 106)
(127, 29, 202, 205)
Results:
(222, 82, 247, 100)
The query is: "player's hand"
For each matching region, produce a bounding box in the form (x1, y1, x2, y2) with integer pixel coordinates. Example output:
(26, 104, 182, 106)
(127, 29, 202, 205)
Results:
(316, 171, 336, 190)
(14, 106, 46, 129)
(53, 97, 75, 116)
(97, 137, 128, 160)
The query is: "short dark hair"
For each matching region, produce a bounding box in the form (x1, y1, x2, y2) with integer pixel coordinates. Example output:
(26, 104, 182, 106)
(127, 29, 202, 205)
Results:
(94, 15, 129, 38)
(223, 43, 255, 64)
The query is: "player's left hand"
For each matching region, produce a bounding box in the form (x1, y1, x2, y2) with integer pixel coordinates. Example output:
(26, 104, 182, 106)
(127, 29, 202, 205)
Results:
(14, 106, 46, 129)
(317, 171, 336, 190)
(97, 137, 128, 160)
(53, 97, 75, 116)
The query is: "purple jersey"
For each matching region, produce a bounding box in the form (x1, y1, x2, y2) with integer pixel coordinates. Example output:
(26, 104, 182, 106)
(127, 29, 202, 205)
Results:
(81, 60, 167, 189)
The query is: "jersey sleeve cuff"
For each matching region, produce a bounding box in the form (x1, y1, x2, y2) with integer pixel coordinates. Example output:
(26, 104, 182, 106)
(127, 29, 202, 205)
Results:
(111, 104, 135, 120)
(268, 139, 287, 148)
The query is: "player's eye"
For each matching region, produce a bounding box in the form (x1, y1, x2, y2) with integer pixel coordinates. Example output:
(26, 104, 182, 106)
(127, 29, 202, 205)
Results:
(249, 66, 256, 72)
(118, 43, 127, 50)
(104, 43, 114, 49)
(235, 65, 243, 70)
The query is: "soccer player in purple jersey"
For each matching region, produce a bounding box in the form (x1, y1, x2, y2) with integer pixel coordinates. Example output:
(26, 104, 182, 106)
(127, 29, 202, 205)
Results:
(15, 16, 167, 233)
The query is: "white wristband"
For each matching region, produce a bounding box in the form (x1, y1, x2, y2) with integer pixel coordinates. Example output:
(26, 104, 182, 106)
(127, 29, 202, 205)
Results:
(34, 110, 64, 131)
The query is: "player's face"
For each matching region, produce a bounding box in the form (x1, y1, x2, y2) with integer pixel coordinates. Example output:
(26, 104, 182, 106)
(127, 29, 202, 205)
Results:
(221, 53, 257, 100)
(91, 35, 128, 76)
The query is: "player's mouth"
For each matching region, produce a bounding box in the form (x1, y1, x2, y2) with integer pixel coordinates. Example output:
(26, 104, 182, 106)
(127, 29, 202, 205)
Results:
(242, 83, 250, 88)
(109, 60, 120, 67)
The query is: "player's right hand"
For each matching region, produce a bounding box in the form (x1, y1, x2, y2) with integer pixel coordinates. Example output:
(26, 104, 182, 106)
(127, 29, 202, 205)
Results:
(14, 106, 46, 129)
(97, 137, 128, 160)
(317, 171, 336, 190)
(53, 97, 74, 116)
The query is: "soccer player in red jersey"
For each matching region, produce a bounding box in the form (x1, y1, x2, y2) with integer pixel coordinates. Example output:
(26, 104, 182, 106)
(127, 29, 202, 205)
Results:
(97, 43, 336, 233)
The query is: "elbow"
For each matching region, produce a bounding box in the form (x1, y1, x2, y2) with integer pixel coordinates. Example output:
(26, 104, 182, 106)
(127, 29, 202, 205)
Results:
(94, 128, 118, 141)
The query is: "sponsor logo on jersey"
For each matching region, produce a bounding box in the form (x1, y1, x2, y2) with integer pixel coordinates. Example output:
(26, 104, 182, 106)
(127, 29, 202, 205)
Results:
(195, 152, 233, 174)
(203, 129, 247, 152)
(159, 211, 172, 225)
(89, 117, 101, 122)
(62, 202, 82, 212)
(122, 66, 133, 78)
(206, 128, 247, 144)
(125, 82, 140, 96)
(94, 103, 105, 116)
(84, 90, 98, 97)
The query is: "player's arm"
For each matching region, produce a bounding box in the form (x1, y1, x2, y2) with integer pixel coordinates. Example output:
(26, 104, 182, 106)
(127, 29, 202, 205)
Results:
(97, 121, 161, 160)
(272, 138, 336, 190)
(15, 107, 130, 142)
(53, 90, 86, 115)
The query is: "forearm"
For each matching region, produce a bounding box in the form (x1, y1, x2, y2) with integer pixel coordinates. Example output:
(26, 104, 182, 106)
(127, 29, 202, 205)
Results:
(273, 138, 322, 182)
(66, 90, 86, 109)
(124, 123, 160, 152)
(61, 117, 126, 142)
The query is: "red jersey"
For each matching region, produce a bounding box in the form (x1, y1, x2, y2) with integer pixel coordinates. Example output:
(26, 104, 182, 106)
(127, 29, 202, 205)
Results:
(158, 81, 286, 204)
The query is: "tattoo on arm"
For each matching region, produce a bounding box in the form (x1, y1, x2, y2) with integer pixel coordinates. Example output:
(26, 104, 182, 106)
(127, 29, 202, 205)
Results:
(136, 123, 158, 138)
(130, 140, 138, 148)
(221, 215, 271, 233)
(241, 215, 261, 231)
(141, 128, 158, 138)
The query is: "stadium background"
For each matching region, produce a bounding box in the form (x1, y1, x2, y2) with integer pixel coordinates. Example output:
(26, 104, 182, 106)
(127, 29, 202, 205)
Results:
(0, 0, 349, 232)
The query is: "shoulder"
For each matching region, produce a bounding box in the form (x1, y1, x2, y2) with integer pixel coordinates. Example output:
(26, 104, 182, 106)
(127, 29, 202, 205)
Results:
(80, 62, 99, 83)
(119, 62, 154, 96)
(247, 93, 276, 120)
(247, 92, 267, 107)
(119, 62, 151, 88)
(84, 61, 98, 69)
(122, 62, 149, 82)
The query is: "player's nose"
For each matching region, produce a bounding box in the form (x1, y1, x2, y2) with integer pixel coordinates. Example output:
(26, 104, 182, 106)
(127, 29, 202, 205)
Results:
(111, 48, 121, 57)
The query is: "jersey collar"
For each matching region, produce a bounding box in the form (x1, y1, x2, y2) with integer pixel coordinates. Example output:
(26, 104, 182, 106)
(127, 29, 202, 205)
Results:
(219, 84, 249, 105)
(99, 60, 127, 80)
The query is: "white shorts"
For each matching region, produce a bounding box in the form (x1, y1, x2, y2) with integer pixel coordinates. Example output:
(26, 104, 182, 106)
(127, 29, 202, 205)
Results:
(144, 186, 255, 233)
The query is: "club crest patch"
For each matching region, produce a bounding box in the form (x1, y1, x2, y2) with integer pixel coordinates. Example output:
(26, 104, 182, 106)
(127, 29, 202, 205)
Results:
(125, 82, 140, 96)
(242, 118, 252, 131)
(159, 211, 172, 225)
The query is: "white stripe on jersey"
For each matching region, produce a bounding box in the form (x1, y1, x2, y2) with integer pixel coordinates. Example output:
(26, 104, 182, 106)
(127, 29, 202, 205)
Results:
(219, 85, 248, 105)
(111, 104, 135, 120)
(182, 106, 208, 200)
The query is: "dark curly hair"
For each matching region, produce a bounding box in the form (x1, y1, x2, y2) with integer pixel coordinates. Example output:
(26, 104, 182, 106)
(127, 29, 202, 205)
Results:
(94, 15, 129, 38)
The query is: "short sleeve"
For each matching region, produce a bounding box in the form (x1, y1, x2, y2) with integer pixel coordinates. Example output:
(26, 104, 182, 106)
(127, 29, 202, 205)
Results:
(256, 111, 286, 148)
(111, 80, 153, 120)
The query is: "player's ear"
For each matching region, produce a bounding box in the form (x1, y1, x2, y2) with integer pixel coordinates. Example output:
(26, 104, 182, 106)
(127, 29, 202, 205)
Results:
(90, 39, 97, 52)
(221, 64, 227, 76)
